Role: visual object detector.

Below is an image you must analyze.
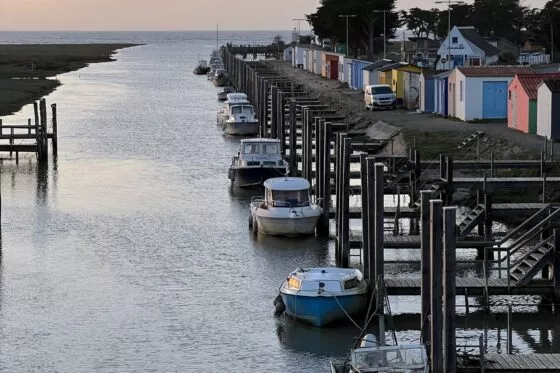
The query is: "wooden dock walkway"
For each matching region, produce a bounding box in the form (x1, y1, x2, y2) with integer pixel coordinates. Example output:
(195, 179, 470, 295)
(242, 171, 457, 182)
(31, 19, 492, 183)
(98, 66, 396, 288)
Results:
(348, 233, 494, 248)
(329, 203, 547, 219)
(459, 353, 560, 372)
(384, 278, 553, 296)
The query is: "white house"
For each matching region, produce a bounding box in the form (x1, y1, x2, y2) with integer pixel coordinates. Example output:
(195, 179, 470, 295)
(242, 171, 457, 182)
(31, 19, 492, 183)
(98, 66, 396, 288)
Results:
(293, 45, 306, 68)
(283, 46, 293, 62)
(537, 79, 560, 140)
(436, 26, 500, 70)
(450, 66, 534, 121)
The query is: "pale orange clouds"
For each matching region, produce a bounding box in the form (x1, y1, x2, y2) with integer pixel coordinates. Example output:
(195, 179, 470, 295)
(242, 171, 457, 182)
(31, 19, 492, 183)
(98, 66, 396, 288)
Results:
(0, 0, 549, 31)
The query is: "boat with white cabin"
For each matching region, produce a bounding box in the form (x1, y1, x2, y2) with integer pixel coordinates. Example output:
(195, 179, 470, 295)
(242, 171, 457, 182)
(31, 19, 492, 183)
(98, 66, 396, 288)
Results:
(248, 177, 322, 236)
(228, 138, 289, 188)
(212, 68, 229, 87)
(330, 335, 429, 373)
(193, 59, 211, 75)
(217, 93, 259, 136)
(277, 267, 368, 327)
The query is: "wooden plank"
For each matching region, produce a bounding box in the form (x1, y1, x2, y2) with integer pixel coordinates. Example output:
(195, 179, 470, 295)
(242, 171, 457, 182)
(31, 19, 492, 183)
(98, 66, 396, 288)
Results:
(517, 354, 543, 369)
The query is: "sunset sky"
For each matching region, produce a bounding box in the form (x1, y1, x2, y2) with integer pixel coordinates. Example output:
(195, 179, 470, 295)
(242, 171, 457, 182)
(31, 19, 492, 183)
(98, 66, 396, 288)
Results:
(0, 0, 550, 31)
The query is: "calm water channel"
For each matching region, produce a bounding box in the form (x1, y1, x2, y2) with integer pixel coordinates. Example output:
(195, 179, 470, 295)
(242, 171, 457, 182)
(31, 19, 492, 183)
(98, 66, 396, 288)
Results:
(0, 32, 556, 372)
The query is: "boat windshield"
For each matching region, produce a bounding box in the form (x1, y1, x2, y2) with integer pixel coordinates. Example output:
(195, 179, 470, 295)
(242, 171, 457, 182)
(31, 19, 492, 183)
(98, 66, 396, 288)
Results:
(271, 189, 309, 207)
(352, 346, 427, 372)
(231, 106, 252, 115)
(263, 143, 279, 154)
(243, 143, 261, 154)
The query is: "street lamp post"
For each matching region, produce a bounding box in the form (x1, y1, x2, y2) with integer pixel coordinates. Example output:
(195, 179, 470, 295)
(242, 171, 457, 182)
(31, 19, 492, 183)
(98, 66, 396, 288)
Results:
(373, 10, 389, 59)
(338, 14, 357, 56)
(435, 0, 464, 70)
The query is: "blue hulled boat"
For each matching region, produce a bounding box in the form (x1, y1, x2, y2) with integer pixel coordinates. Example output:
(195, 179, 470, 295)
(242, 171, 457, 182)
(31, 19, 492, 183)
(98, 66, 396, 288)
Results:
(279, 268, 368, 327)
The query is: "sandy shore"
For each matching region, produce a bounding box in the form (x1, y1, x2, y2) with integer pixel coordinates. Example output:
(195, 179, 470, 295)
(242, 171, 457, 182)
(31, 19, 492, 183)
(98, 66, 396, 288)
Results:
(0, 44, 139, 117)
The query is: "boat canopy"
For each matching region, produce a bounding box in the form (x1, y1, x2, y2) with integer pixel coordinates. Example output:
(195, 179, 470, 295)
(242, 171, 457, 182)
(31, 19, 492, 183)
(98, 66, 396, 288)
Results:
(284, 268, 366, 293)
(240, 138, 281, 155)
(263, 177, 310, 191)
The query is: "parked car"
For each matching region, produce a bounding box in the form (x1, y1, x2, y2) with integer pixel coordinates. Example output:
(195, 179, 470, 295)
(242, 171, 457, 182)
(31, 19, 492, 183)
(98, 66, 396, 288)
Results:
(364, 84, 397, 110)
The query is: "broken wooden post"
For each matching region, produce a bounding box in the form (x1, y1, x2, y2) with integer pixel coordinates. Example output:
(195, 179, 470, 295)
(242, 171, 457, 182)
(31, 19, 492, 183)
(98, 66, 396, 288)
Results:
(430, 199, 444, 373)
(443, 206, 457, 373)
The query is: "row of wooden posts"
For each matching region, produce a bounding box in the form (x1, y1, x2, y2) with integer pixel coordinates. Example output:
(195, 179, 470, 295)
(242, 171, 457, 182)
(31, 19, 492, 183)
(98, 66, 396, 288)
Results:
(0, 98, 57, 162)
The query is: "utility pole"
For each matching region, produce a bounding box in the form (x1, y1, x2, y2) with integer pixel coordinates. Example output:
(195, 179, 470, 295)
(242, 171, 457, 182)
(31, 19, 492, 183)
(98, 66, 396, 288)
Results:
(292, 18, 306, 43)
(373, 10, 389, 59)
(338, 14, 357, 56)
(435, 0, 465, 70)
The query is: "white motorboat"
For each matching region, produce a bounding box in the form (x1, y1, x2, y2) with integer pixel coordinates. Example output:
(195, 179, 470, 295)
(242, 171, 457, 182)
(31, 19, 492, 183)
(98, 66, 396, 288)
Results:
(249, 177, 323, 236)
(228, 138, 289, 188)
(330, 335, 429, 373)
(217, 93, 259, 136)
(277, 267, 368, 327)
(212, 68, 229, 87)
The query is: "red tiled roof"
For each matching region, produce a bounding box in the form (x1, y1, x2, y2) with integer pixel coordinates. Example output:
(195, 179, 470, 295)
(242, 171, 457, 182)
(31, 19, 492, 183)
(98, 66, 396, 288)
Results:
(516, 73, 560, 100)
(458, 66, 534, 77)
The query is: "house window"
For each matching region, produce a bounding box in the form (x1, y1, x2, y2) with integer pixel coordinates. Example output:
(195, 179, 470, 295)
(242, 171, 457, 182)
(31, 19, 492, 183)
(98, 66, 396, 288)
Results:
(471, 57, 481, 66)
(452, 36, 458, 44)
(509, 90, 511, 99)
(460, 81, 464, 102)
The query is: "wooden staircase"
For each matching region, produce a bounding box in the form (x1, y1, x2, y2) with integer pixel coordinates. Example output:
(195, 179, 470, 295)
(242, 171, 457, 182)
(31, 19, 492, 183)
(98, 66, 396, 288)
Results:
(509, 236, 554, 286)
(457, 204, 485, 238)
(457, 130, 484, 150)
(413, 182, 443, 209)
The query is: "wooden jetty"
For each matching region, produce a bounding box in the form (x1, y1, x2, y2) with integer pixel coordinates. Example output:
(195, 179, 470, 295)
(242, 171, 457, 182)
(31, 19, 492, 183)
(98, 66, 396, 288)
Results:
(220, 46, 560, 372)
(0, 98, 58, 162)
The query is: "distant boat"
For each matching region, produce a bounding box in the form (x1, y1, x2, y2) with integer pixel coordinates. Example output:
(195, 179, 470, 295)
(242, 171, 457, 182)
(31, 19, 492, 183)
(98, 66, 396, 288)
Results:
(212, 69, 229, 87)
(277, 267, 368, 327)
(193, 59, 211, 75)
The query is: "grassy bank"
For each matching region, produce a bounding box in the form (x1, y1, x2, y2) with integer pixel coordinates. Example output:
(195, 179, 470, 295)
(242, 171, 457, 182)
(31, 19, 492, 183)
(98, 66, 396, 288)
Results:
(0, 43, 139, 117)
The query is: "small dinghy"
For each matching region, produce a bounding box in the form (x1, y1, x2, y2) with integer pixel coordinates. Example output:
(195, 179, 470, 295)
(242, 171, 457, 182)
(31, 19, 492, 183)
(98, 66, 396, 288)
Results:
(217, 86, 234, 101)
(330, 334, 429, 373)
(277, 267, 368, 327)
(249, 177, 322, 236)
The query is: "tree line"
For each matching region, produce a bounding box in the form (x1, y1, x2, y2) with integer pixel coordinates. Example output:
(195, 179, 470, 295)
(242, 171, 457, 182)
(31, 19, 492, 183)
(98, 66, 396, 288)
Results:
(306, 0, 560, 58)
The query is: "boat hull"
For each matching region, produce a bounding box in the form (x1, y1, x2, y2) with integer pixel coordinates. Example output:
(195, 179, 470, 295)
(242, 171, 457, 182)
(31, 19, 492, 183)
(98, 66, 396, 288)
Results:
(255, 214, 321, 236)
(223, 121, 259, 136)
(280, 292, 368, 327)
(229, 166, 287, 188)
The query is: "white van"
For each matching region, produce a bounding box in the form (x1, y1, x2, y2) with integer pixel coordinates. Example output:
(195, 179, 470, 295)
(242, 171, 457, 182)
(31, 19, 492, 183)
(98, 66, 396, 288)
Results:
(364, 84, 397, 110)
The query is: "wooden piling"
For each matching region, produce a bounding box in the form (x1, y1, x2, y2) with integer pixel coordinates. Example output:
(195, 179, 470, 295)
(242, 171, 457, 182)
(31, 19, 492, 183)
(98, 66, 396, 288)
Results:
(439, 154, 446, 179)
(554, 228, 560, 303)
(443, 206, 457, 373)
(376, 162, 386, 344)
(318, 121, 331, 237)
(341, 136, 352, 267)
(360, 153, 369, 278)
(335, 132, 343, 261)
(51, 103, 58, 156)
(420, 190, 432, 346)
(445, 156, 453, 205)
(270, 85, 278, 140)
(430, 199, 444, 373)
(278, 92, 286, 152)
(288, 99, 297, 174)
(507, 304, 513, 354)
(366, 156, 376, 283)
